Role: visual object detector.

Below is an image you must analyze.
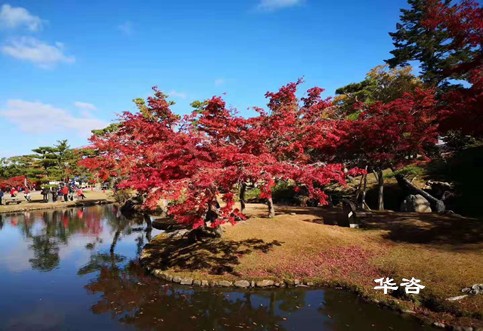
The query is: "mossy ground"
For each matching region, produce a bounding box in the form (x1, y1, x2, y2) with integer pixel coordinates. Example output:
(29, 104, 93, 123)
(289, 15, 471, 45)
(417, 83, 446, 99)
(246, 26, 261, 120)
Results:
(143, 203, 483, 328)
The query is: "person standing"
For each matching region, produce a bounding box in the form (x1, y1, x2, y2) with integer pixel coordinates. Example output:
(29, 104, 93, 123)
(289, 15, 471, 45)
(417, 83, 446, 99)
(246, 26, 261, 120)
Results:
(52, 187, 57, 202)
(24, 187, 31, 202)
(0, 189, 4, 205)
(61, 185, 69, 202)
(76, 188, 86, 200)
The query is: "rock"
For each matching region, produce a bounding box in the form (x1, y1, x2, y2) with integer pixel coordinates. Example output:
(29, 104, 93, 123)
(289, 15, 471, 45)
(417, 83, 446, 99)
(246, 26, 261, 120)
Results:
(274, 282, 280, 287)
(256, 280, 275, 287)
(400, 194, 432, 213)
(446, 295, 468, 301)
(180, 278, 193, 285)
(172, 276, 181, 283)
(284, 279, 300, 286)
(234, 280, 250, 288)
(306, 281, 314, 286)
(169, 229, 190, 238)
(250, 280, 255, 288)
(218, 280, 233, 287)
(193, 280, 202, 286)
(201, 280, 209, 287)
(432, 322, 445, 328)
(462, 284, 483, 295)
(164, 274, 173, 282)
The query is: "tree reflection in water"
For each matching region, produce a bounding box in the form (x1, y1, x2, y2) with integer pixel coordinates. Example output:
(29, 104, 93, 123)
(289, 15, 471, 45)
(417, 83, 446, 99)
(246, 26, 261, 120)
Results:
(8, 207, 108, 272)
(81, 261, 290, 331)
(78, 210, 295, 331)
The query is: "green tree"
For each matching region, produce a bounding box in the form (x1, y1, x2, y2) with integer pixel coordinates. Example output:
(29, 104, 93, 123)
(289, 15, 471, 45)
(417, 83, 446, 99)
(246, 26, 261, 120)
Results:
(334, 64, 422, 117)
(385, 0, 479, 87)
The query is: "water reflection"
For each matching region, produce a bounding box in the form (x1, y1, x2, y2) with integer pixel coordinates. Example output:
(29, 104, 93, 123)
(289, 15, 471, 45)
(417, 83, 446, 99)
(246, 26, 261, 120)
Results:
(0, 205, 435, 331)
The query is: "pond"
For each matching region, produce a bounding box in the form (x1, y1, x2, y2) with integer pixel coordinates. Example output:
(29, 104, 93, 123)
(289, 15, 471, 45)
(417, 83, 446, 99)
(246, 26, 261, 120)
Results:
(0, 205, 436, 331)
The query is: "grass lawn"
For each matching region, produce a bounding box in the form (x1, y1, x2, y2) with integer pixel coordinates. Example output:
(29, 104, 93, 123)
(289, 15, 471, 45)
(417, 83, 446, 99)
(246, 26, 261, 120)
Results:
(142, 203, 483, 329)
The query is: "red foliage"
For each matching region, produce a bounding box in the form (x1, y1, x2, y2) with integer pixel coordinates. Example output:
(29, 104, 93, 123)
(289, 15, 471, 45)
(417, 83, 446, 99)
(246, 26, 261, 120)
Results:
(0, 175, 29, 189)
(424, 0, 483, 137)
(82, 83, 353, 229)
(338, 88, 440, 170)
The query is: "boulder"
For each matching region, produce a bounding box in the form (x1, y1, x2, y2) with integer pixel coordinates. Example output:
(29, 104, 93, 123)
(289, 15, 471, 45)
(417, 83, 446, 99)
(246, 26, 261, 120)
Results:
(400, 194, 432, 213)
(234, 280, 250, 288)
(179, 278, 193, 285)
(462, 284, 483, 295)
(256, 280, 274, 287)
(168, 229, 190, 239)
(217, 280, 233, 287)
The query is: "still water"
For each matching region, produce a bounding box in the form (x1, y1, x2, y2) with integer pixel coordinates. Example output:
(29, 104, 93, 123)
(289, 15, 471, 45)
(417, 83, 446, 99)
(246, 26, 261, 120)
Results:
(0, 205, 436, 331)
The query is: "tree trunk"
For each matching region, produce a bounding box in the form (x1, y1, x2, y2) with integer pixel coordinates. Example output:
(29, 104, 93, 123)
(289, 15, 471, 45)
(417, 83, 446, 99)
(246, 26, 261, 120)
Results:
(374, 169, 384, 210)
(143, 213, 152, 230)
(267, 197, 275, 218)
(110, 230, 120, 253)
(395, 174, 445, 212)
(240, 182, 247, 212)
(361, 173, 368, 209)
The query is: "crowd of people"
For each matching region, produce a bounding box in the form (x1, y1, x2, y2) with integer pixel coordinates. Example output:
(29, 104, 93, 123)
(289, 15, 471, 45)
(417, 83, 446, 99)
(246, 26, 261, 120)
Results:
(0, 184, 87, 205)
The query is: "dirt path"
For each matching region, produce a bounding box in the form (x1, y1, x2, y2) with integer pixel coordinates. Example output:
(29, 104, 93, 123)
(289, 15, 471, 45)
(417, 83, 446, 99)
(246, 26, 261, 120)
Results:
(0, 190, 114, 214)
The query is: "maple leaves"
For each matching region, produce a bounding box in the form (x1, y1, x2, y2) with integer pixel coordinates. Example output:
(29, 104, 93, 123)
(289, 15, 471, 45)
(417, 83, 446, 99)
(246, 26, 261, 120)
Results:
(423, 0, 483, 137)
(82, 83, 358, 229)
(339, 87, 440, 169)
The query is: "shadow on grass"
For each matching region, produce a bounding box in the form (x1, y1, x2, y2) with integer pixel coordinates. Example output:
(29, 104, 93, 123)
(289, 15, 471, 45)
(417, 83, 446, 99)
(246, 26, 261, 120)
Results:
(143, 237, 283, 276)
(273, 205, 343, 223)
(269, 204, 483, 248)
(360, 212, 483, 247)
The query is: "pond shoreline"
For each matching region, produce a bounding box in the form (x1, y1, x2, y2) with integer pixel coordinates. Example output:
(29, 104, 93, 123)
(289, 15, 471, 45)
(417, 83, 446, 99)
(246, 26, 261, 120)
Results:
(0, 191, 115, 214)
(140, 203, 483, 331)
(142, 262, 445, 329)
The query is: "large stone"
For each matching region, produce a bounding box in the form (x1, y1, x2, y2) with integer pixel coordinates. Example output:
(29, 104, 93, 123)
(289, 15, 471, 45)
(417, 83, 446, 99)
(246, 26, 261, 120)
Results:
(193, 280, 202, 286)
(164, 274, 173, 282)
(180, 278, 193, 285)
(234, 280, 250, 288)
(218, 280, 233, 287)
(169, 229, 190, 238)
(462, 284, 483, 295)
(201, 280, 209, 287)
(400, 194, 432, 213)
(172, 276, 181, 283)
(256, 280, 275, 287)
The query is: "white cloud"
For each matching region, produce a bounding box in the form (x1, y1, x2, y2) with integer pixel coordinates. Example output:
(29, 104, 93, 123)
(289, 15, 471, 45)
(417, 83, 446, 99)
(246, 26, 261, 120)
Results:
(257, 0, 303, 11)
(0, 99, 108, 137)
(0, 4, 44, 31)
(168, 90, 187, 99)
(1, 37, 75, 68)
(117, 21, 134, 36)
(74, 101, 97, 111)
(214, 78, 226, 86)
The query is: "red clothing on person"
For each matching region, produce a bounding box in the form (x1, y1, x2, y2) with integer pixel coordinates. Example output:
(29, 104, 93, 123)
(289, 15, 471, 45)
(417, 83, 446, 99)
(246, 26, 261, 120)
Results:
(62, 186, 69, 195)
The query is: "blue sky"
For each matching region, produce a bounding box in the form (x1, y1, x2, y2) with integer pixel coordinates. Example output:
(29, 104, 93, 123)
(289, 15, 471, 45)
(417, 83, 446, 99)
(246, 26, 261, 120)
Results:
(0, 0, 409, 157)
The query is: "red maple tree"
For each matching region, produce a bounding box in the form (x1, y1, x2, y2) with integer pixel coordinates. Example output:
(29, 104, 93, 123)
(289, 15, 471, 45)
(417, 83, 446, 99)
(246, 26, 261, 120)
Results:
(82, 83, 354, 229)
